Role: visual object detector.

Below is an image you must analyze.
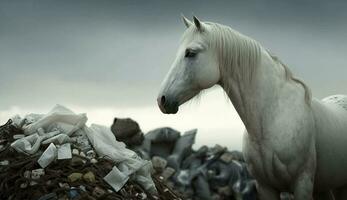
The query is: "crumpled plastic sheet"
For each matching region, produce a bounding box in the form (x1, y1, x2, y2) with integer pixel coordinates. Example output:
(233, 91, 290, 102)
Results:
(85, 124, 157, 194)
(10, 104, 157, 194)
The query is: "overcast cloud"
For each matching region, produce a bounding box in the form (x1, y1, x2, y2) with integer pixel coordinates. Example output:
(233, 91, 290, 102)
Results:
(0, 0, 346, 149)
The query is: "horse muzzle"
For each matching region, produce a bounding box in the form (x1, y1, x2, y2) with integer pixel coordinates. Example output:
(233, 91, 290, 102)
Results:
(157, 95, 179, 114)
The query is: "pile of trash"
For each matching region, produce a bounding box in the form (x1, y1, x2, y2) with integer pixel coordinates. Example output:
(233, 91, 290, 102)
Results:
(111, 118, 257, 200)
(0, 105, 181, 200)
(0, 104, 265, 200)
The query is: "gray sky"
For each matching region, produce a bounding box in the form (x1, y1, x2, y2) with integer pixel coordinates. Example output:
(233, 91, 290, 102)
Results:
(0, 0, 347, 149)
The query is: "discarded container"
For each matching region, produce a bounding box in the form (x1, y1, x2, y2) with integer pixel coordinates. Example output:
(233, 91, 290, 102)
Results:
(57, 143, 72, 160)
(37, 143, 57, 168)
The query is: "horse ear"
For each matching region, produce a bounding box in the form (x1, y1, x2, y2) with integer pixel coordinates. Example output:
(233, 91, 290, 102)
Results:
(193, 16, 204, 31)
(181, 14, 192, 28)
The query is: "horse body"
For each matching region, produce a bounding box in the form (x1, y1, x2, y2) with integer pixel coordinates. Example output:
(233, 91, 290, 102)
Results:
(313, 96, 347, 190)
(157, 16, 347, 199)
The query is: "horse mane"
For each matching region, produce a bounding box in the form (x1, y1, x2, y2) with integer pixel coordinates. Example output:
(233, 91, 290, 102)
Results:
(204, 22, 312, 104)
(270, 54, 312, 103)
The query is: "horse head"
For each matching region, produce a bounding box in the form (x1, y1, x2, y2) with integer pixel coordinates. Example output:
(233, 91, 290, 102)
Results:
(157, 16, 220, 114)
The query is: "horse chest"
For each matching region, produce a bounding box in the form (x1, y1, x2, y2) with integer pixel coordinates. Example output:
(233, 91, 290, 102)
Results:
(243, 132, 305, 190)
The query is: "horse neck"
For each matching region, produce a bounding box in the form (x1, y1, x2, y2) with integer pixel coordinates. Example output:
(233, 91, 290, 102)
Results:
(220, 49, 288, 138)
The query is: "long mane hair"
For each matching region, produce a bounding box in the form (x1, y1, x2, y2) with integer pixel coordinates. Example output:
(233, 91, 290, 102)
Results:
(193, 22, 312, 103)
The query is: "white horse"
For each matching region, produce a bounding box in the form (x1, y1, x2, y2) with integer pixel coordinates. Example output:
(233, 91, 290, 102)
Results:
(157, 16, 347, 200)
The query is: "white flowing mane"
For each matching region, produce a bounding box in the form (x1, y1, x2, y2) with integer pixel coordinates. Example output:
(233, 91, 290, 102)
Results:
(187, 22, 312, 103)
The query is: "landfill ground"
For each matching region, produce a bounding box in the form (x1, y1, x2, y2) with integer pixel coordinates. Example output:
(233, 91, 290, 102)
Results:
(0, 105, 285, 200)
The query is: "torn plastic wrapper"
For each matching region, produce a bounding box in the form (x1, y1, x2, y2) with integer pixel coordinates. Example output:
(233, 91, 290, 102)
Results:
(42, 134, 75, 145)
(103, 166, 129, 192)
(11, 133, 44, 155)
(38, 143, 57, 168)
(10, 130, 61, 155)
(22, 105, 88, 136)
(57, 143, 72, 160)
(85, 124, 157, 194)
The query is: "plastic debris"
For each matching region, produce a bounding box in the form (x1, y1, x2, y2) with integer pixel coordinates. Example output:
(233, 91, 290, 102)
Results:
(161, 167, 176, 181)
(86, 149, 96, 159)
(72, 148, 79, 155)
(2, 110, 264, 199)
(0, 160, 9, 166)
(57, 143, 72, 160)
(86, 123, 157, 194)
(123, 125, 258, 200)
(42, 133, 75, 145)
(13, 134, 25, 139)
(11, 133, 44, 154)
(38, 143, 57, 168)
(31, 168, 45, 179)
(68, 187, 79, 199)
(103, 166, 129, 192)
(167, 129, 197, 170)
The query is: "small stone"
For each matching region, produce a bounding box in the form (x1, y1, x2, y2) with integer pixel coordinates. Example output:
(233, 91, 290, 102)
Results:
(68, 187, 79, 199)
(92, 186, 106, 198)
(0, 160, 9, 166)
(31, 169, 45, 180)
(90, 158, 98, 164)
(20, 183, 28, 189)
(151, 156, 167, 173)
(86, 150, 96, 159)
(59, 182, 70, 189)
(68, 173, 83, 182)
(83, 171, 96, 183)
(79, 185, 87, 192)
(46, 180, 53, 186)
(24, 170, 31, 179)
(161, 167, 176, 180)
(80, 152, 86, 157)
(218, 186, 231, 196)
(30, 181, 38, 186)
(136, 192, 147, 199)
(70, 157, 84, 166)
(72, 149, 79, 155)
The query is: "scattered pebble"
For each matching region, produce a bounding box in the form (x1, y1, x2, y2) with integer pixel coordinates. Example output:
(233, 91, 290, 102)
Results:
(68, 173, 83, 182)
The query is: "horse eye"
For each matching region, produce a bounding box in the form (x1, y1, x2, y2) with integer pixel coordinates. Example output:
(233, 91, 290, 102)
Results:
(185, 49, 197, 58)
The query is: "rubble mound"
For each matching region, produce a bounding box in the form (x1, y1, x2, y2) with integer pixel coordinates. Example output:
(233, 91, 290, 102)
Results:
(0, 106, 182, 200)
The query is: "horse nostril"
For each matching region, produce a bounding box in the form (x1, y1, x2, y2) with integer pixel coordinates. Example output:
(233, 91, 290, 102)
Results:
(161, 95, 166, 105)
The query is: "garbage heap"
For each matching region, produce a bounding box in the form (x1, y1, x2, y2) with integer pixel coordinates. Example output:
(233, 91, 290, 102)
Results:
(111, 118, 257, 200)
(0, 105, 181, 200)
